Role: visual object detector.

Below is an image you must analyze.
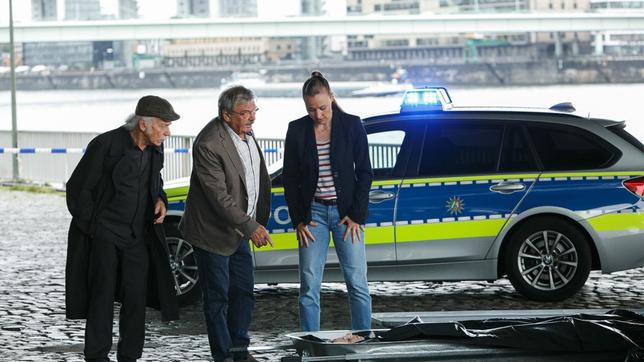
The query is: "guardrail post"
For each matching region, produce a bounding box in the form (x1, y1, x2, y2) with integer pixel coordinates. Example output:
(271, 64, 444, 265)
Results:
(9, 0, 20, 181)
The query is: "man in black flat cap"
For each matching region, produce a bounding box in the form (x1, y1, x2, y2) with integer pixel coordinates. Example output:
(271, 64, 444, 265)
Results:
(65, 95, 180, 362)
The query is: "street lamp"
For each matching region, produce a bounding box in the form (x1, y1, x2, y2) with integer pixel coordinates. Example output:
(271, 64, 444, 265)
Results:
(9, 0, 19, 180)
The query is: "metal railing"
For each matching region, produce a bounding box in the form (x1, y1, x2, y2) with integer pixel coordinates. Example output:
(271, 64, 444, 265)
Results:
(0, 130, 400, 186)
(0, 131, 286, 185)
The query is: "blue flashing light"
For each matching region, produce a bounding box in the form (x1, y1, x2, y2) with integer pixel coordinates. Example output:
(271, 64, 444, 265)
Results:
(400, 87, 453, 113)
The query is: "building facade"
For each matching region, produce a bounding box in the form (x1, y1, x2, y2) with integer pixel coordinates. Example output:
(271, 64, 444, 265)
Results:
(22, 42, 94, 68)
(531, 0, 592, 57)
(219, 0, 258, 17)
(65, 0, 101, 20)
(344, 0, 600, 62)
(31, 0, 58, 21)
(119, 0, 139, 19)
(162, 37, 268, 67)
(177, 0, 211, 17)
(165, 0, 296, 67)
(347, 0, 438, 14)
(589, 0, 644, 55)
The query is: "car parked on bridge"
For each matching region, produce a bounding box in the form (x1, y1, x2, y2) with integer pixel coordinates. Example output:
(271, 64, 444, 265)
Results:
(162, 87, 644, 306)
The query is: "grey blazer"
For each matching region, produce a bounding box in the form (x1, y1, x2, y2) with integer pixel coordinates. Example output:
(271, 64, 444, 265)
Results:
(179, 117, 271, 256)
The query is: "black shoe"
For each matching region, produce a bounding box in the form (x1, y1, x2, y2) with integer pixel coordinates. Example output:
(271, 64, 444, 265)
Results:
(117, 354, 137, 362)
(236, 354, 258, 362)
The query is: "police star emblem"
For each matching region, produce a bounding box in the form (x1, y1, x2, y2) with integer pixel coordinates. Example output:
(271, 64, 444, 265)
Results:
(446, 196, 465, 215)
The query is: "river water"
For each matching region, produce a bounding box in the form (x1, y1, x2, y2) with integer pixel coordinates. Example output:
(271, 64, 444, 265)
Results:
(1, 83, 643, 141)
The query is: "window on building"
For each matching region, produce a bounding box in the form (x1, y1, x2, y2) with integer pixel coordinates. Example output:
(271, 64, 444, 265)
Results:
(383, 39, 410, 47)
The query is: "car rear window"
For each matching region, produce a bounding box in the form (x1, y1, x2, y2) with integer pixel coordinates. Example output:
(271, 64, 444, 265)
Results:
(527, 125, 618, 171)
(607, 124, 644, 153)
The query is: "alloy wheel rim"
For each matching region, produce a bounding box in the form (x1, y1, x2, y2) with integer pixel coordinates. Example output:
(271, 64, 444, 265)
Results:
(167, 236, 199, 296)
(517, 230, 578, 291)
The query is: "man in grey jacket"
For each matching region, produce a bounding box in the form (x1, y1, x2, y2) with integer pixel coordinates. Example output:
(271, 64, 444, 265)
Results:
(179, 86, 272, 362)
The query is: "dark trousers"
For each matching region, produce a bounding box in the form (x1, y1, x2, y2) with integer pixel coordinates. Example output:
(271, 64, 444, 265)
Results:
(195, 241, 255, 361)
(84, 238, 149, 362)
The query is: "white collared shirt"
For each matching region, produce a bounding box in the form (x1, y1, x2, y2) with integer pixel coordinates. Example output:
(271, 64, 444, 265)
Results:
(224, 123, 261, 218)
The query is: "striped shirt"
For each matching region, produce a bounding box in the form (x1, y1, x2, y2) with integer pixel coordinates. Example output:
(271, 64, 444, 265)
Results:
(314, 141, 337, 200)
(224, 123, 261, 218)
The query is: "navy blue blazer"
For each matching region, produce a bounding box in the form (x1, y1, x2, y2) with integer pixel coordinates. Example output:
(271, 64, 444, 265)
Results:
(283, 107, 373, 227)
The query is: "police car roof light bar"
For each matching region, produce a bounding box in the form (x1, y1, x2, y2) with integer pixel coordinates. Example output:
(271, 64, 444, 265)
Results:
(400, 87, 453, 113)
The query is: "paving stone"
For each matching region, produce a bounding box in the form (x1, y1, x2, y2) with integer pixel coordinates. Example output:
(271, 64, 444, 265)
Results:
(1, 189, 643, 361)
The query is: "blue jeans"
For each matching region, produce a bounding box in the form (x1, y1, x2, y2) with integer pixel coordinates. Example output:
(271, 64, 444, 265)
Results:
(298, 201, 372, 332)
(195, 242, 254, 361)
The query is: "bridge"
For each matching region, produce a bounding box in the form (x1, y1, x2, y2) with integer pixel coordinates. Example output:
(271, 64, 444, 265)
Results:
(1, 13, 644, 43)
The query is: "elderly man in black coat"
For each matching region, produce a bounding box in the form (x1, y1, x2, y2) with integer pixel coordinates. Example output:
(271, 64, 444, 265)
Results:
(65, 95, 180, 362)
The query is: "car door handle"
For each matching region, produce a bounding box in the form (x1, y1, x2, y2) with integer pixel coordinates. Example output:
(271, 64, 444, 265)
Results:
(490, 182, 526, 194)
(369, 190, 395, 203)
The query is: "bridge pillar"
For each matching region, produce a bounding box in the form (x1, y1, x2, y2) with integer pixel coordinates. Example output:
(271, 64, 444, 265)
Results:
(571, 39, 579, 56)
(554, 32, 563, 58)
(594, 32, 604, 56)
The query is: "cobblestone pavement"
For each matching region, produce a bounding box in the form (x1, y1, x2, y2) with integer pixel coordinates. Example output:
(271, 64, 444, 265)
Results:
(1, 189, 643, 361)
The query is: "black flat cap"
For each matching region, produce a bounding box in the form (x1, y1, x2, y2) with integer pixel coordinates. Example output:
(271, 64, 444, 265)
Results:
(135, 95, 180, 121)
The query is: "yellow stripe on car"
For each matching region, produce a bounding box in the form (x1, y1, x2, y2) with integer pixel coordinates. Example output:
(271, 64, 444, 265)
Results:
(540, 171, 644, 178)
(166, 185, 189, 199)
(256, 225, 396, 252)
(588, 211, 644, 232)
(401, 173, 540, 185)
(396, 219, 507, 242)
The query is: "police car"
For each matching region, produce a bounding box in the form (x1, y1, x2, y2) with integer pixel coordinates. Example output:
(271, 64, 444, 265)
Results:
(163, 87, 644, 306)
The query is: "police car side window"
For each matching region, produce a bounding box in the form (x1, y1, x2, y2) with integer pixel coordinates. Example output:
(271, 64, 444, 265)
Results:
(366, 122, 424, 180)
(419, 123, 503, 176)
(527, 125, 618, 170)
(368, 130, 405, 180)
(499, 126, 538, 172)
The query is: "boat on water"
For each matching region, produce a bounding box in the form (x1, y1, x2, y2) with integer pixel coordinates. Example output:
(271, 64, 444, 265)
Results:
(351, 81, 414, 97)
(219, 72, 412, 97)
(220, 72, 268, 89)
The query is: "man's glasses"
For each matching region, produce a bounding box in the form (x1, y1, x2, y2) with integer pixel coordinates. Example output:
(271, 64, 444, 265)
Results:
(229, 108, 259, 118)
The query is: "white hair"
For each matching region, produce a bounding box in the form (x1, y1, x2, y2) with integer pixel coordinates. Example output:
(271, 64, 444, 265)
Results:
(123, 114, 154, 131)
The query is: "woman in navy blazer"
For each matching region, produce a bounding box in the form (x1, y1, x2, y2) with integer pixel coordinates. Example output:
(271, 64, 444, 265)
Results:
(283, 71, 374, 332)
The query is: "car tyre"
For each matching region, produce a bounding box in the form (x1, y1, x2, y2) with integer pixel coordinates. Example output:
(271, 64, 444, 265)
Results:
(504, 216, 591, 301)
(164, 221, 201, 307)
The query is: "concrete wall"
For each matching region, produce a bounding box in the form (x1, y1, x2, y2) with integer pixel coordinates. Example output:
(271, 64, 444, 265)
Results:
(2, 59, 644, 91)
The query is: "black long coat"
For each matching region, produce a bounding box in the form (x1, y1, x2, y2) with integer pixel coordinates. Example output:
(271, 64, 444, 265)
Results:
(65, 126, 179, 321)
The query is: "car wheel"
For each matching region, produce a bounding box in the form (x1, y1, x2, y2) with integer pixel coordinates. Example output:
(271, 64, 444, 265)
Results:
(164, 222, 201, 306)
(504, 216, 591, 301)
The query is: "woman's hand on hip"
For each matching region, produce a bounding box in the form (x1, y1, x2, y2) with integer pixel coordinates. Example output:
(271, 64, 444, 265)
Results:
(339, 216, 364, 244)
(297, 221, 317, 248)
